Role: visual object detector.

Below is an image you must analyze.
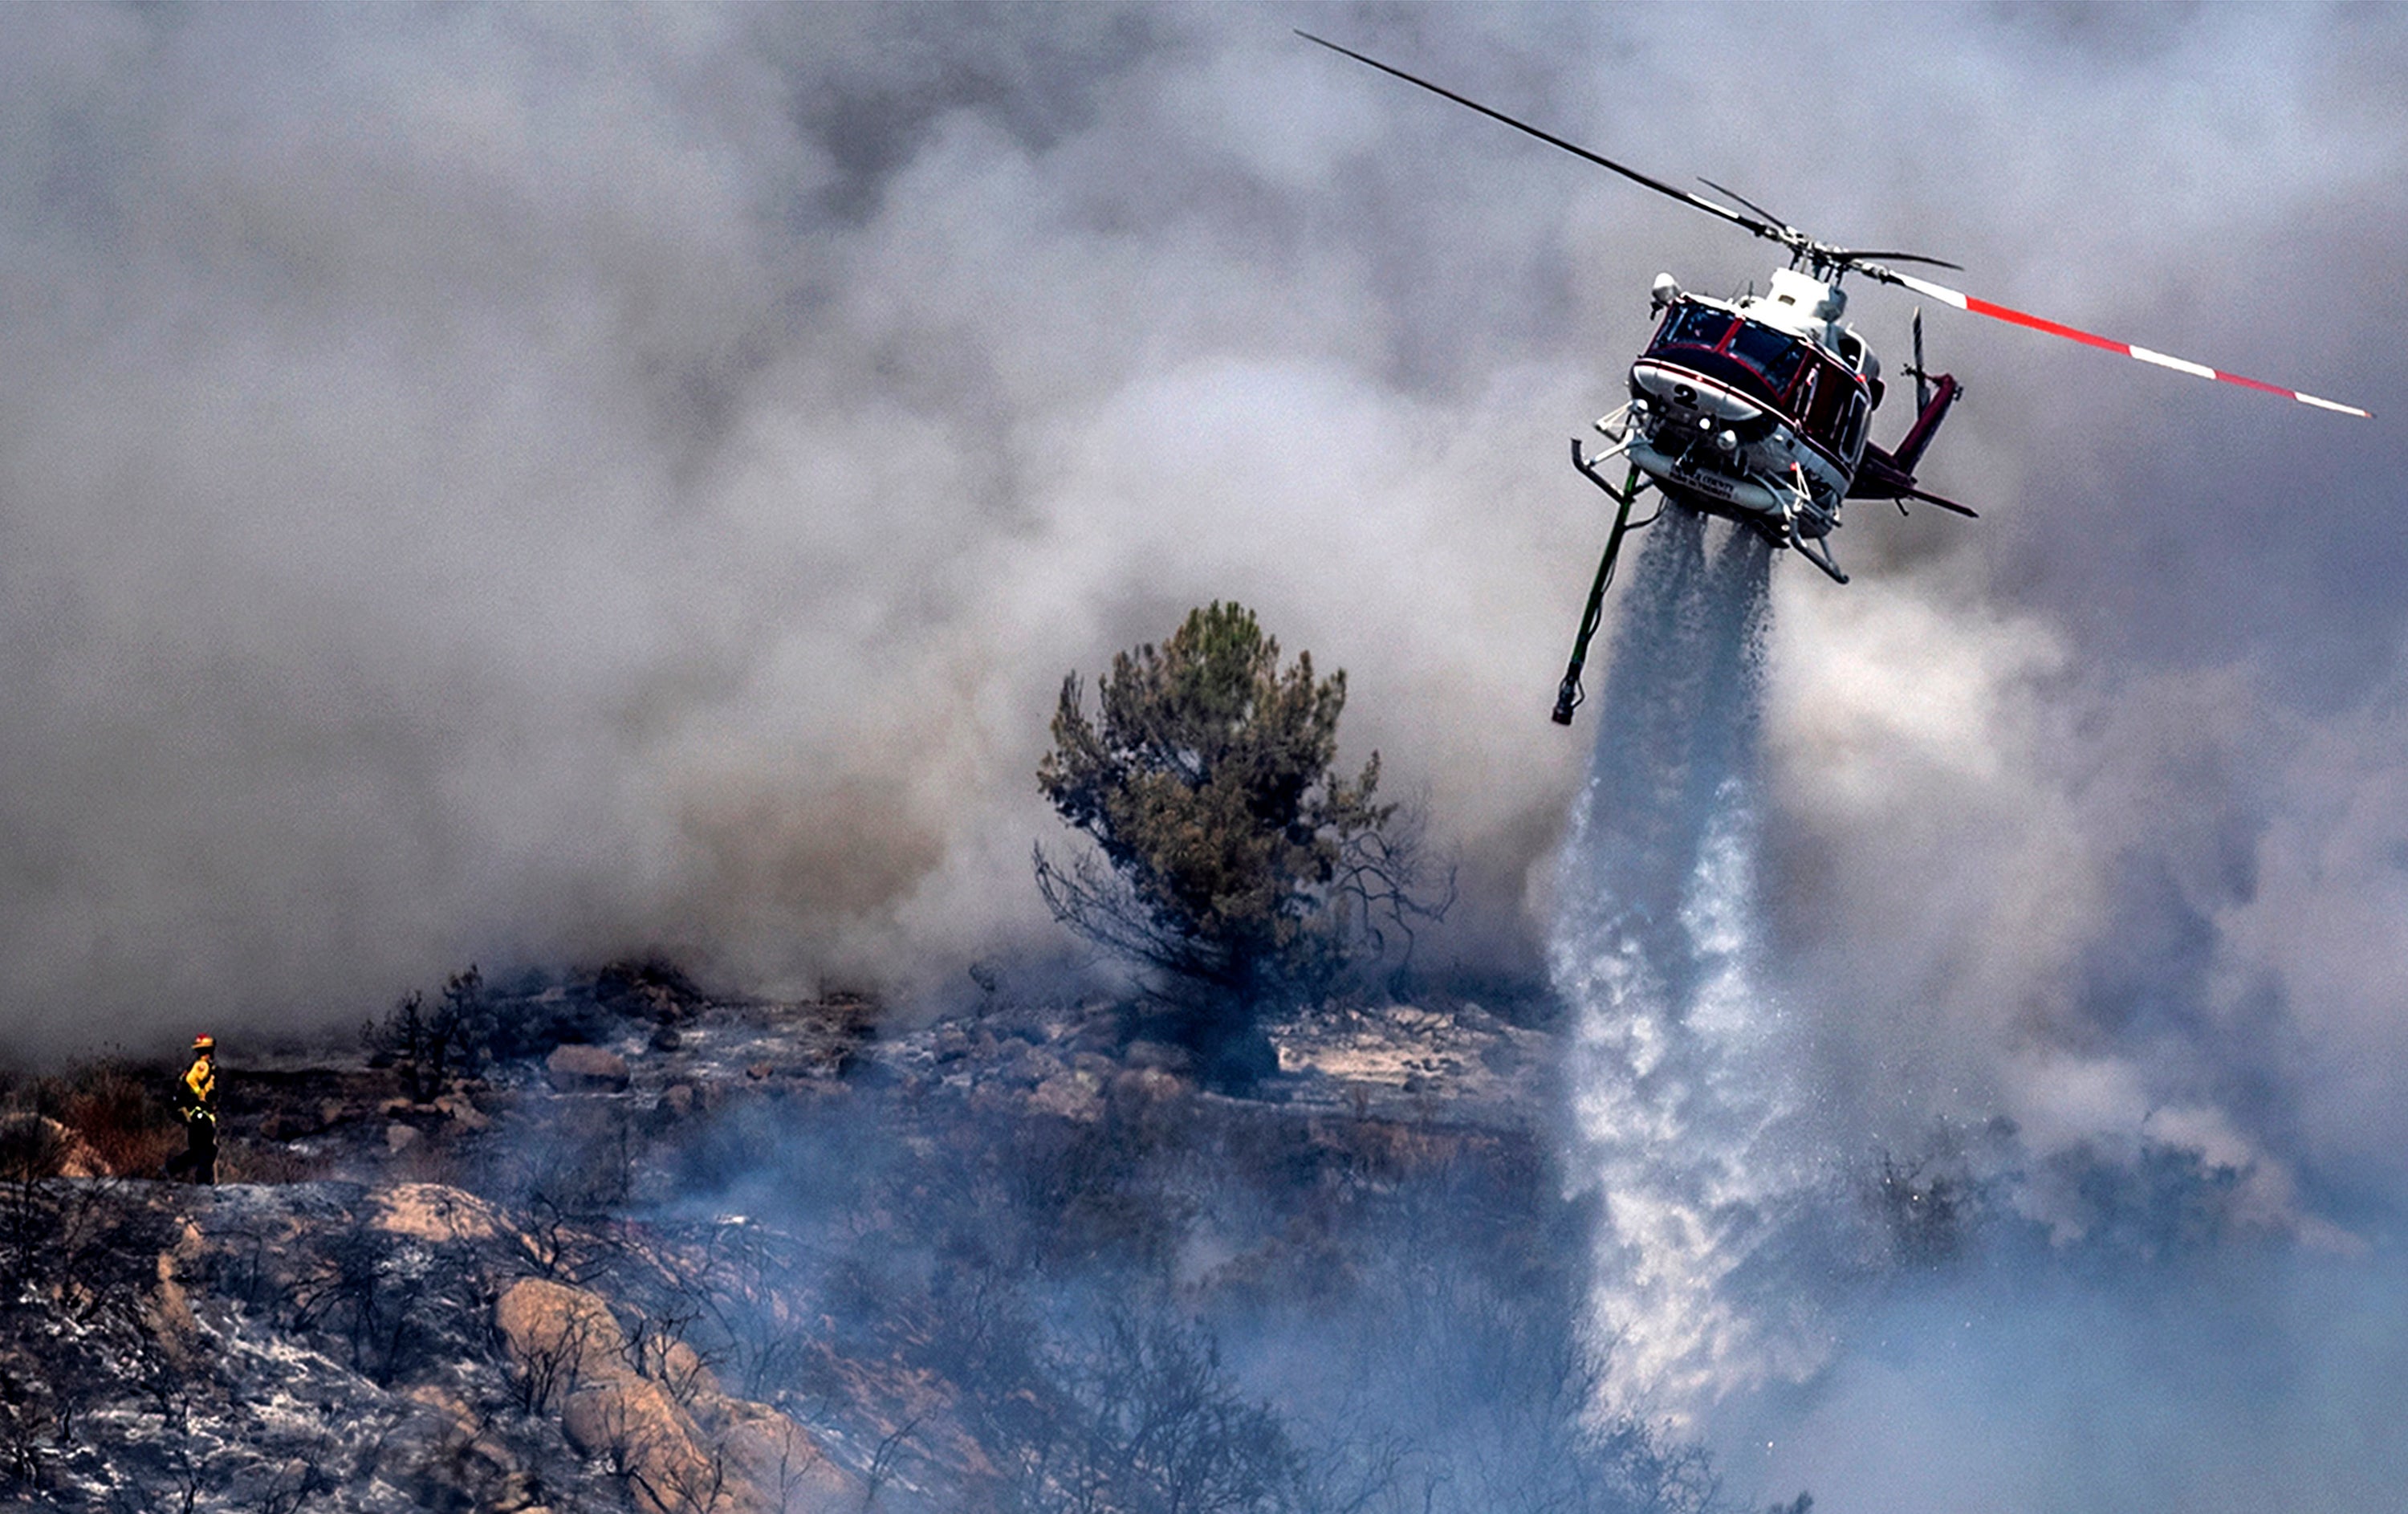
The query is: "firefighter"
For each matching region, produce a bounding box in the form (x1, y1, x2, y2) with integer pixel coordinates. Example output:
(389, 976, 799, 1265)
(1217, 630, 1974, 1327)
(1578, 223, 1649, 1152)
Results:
(163, 1032, 218, 1184)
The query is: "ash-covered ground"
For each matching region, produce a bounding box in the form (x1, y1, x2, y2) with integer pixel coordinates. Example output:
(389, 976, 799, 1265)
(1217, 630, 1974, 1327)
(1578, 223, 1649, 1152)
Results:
(0, 968, 1734, 1514)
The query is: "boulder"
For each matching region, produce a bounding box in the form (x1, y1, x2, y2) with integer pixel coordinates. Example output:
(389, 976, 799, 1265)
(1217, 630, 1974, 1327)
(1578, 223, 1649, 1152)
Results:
(655, 1083, 700, 1121)
(371, 1182, 508, 1243)
(561, 1375, 710, 1506)
(260, 1105, 333, 1141)
(433, 1093, 494, 1130)
(1029, 1072, 1104, 1123)
(1124, 1040, 1193, 1074)
(1111, 1068, 1189, 1106)
(545, 1044, 631, 1092)
(494, 1277, 626, 1386)
(1004, 1048, 1067, 1087)
(0, 1113, 108, 1178)
(494, 1278, 857, 1513)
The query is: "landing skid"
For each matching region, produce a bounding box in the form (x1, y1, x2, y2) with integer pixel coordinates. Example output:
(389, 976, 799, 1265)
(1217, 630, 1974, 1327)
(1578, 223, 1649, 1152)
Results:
(1556, 440, 1658, 725)
(1558, 438, 1849, 725)
(1774, 465, 1849, 584)
(1790, 531, 1849, 584)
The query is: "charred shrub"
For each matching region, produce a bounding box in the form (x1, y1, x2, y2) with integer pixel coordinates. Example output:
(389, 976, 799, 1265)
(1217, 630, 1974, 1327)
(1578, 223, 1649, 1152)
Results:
(0, 1365, 53, 1492)
(290, 1227, 433, 1383)
(364, 967, 496, 1101)
(593, 958, 705, 1024)
(995, 1305, 1309, 1514)
(2031, 1138, 2251, 1266)
(0, 1117, 74, 1184)
(1867, 1149, 1975, 1267)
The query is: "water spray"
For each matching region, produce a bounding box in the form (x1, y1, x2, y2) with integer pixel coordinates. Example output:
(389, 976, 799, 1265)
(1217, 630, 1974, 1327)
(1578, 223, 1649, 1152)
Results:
(1552, 511, 1828, 1422)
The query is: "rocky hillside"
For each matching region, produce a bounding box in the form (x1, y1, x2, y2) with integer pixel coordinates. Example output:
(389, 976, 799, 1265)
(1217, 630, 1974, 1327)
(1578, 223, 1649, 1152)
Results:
(0, 974, 1733, 1514)
(0, 1176, 856, 1512)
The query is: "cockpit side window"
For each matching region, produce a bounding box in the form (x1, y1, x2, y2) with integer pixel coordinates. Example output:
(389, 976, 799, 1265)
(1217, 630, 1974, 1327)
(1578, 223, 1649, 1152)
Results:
(1841, 390, 1869, 455)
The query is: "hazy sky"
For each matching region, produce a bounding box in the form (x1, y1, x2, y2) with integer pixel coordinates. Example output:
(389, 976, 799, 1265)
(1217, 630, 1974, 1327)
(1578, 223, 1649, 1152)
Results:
(2, 0, 2404, 1247)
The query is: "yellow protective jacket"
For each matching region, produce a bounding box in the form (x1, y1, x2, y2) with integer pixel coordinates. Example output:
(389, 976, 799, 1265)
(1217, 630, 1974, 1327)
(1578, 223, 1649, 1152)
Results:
(181, 1056, 217, 1121)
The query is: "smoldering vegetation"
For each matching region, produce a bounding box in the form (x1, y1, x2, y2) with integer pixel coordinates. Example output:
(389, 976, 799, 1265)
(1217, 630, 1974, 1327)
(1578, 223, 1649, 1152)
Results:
(0, 967, 1777, 1514)
(0, 965, 2398, 1512)
(1747, 1115, 2408, 1513)
(628, 995, 1735, 1514)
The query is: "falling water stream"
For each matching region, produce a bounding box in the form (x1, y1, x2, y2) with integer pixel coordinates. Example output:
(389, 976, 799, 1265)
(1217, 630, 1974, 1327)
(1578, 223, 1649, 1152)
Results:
(1547, 515, 2408, 1511)
(1551, 510, 1832, 1423)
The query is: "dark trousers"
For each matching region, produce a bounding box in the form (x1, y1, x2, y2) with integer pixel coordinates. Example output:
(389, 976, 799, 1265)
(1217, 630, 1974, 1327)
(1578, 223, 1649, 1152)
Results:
(164, 1114, 216, 1185)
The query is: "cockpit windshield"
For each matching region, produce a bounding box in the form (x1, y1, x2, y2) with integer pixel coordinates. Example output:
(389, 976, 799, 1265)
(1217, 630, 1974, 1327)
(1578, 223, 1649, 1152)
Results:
(1639, 300, 1858, 451)
(1728, 322, 1806, 393)
(1657, 305, 1736, 352)
(1649, 305, 1806, 396)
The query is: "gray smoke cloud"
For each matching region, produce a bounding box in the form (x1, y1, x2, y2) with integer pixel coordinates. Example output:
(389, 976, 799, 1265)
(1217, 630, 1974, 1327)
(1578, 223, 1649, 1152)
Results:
(7, 0, 2408, 1500)
(3, 0, 2402, 1172)
(0, 1, 1621, 1052)
(0, 0, 2398, 1122)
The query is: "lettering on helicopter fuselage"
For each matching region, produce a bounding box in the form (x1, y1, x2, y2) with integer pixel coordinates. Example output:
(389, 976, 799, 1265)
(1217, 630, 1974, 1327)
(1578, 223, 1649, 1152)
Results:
(1670, 464, 1738, 500)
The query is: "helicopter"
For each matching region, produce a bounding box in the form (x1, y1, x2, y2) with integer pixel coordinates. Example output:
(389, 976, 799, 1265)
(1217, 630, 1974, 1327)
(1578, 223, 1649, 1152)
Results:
(1296, 32, 2373, 726)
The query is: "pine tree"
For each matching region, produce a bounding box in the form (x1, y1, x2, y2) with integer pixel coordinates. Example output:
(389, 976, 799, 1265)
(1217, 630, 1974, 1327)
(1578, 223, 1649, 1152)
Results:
(1035, 604, 1442, 1084)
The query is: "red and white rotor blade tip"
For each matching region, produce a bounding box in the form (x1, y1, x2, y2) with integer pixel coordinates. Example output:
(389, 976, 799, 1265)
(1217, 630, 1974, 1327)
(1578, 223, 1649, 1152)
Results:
(1889, 271, 2372, 419)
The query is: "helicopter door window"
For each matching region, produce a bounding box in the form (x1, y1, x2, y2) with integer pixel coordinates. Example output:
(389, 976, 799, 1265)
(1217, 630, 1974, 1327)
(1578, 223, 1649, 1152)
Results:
(1803, 358, 1857, 450)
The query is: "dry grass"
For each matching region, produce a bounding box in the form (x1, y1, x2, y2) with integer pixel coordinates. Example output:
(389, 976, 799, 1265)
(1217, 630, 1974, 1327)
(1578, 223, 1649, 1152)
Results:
(36, 1060, 185, 1178)
(218, 1141, 322, 1186)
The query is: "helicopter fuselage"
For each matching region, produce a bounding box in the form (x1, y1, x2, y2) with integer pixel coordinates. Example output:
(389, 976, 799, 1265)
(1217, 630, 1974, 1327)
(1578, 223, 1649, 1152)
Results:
(1605, 268, 1876, 550)
(1553, 264, 1962, 720)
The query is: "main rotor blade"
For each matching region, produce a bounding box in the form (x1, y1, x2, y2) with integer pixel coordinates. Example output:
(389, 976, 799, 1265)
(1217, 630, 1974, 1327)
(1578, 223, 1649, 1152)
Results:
(1697, 177, 1795, 236)
(1296, 31, 1786, 246)
(1695, 174, 1965, 273)
(1877, 268, 2373, 419)
(1824, 249, 1964, 271)
(1297, 31, 2366, 420)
